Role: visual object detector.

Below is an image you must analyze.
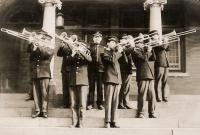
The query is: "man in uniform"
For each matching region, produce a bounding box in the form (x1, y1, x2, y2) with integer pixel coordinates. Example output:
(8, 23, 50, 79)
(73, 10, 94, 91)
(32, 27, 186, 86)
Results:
(131, 33, 157, 118)
(28, 30, 54, 118)
(118, 34, 134, 109)
(87, 31, 104, 110)
(61, 36, 92, 128)
(57, 32, 71, 108)
(152, 30, 170, 102)
(102, 36, 124, 128)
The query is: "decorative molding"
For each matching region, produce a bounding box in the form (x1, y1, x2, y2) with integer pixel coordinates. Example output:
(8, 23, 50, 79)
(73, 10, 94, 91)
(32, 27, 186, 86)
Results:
(144, 0, 167, 10)
(38, 0, 62, 10)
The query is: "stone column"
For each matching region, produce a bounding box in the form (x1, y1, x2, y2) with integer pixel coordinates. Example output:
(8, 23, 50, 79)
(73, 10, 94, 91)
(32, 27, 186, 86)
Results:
(38, 0, 62, 97)
(144, 0, 167, 35)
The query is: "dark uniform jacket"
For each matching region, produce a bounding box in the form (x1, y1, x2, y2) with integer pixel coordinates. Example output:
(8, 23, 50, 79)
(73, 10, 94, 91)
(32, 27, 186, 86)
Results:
(119, 51, 134, 74)
(102, 49, 123, 85)
(61, 44, 92, 86)
(131, 48, 156, 82)
(89, 43, 105, 72)
(57, 46, 72, 73)
(154, 46, 170, 68)
(28, 44, 54, 79)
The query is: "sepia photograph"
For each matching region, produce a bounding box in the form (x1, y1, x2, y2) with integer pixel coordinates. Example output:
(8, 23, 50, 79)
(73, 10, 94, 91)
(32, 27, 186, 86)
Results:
(0, 0, 199, 135)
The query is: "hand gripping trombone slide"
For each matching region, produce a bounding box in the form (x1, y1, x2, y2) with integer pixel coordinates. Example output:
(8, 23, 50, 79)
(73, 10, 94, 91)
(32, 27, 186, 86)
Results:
(55, 32, 92, 61)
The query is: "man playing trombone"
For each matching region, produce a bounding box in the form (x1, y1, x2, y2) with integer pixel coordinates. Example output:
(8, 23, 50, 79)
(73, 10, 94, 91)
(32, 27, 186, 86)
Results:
(130, 33, 157, 118)
(150, 30, 170, 102)
(118, 34, 134, 109)
(27, 30, 54, 118)
(56, 33, 92, 128)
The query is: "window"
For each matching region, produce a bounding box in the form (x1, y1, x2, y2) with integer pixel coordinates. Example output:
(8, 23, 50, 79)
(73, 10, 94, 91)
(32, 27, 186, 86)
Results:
(167, 38, 181, 70)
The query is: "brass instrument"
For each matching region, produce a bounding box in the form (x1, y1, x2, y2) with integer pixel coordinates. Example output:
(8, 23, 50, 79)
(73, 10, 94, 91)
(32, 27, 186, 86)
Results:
(1, 28, 53, 47)
(55, 32, 92, 61)
(144, 29, 196, 48)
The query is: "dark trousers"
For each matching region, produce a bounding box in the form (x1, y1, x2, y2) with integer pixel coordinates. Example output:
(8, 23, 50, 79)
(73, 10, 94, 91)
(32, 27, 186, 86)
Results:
(155, 67, 169, 100)
(104, 84, 121, 123)
(137, 80, 156, 115)
(119, 72, 132, 107)
(69, 85, 88, 125)
(32, 78, 50, 113)
(88, 72, 104, 106)
(62, 72, 71, 107)
(27, 80, 33, 98)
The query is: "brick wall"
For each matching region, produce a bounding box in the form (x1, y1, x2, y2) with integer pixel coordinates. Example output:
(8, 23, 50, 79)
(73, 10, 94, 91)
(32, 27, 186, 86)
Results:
(168, 30, 200, 95)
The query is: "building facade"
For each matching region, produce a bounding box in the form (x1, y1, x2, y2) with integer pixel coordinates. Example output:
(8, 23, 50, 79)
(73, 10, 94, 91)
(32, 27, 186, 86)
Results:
(0, 0, 199, 96)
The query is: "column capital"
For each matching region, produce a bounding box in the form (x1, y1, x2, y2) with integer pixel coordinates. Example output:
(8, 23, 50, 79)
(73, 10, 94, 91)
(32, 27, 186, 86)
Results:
(144, 0, 167, 10)
(38, 0, 62, 10)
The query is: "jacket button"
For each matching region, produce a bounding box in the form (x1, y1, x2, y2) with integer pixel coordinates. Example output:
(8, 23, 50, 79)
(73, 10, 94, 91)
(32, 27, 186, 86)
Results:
(76, 72, 78, 74)
(37, 65, 39, 67)
(76, 67, 79, 69)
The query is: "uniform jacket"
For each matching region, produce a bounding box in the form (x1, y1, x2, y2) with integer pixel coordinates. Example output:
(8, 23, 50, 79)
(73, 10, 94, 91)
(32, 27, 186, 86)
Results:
(131, 48, 156, 82)
(28, 44, 54, 79)
(61, 44, 91, 86)
(154, 46, 170, 68)
(57, 45, 72, 73)
(119, 51, 134, 74)
(89, 43, 105, 72)
(102, 49, 123, 85)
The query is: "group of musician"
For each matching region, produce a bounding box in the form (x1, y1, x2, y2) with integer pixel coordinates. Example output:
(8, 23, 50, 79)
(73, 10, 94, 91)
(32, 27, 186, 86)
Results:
(26, 29, 170, 128)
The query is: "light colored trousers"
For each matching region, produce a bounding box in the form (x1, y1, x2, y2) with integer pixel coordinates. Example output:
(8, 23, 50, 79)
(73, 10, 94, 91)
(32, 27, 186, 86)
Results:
(137, 80, 156, 115)
(69, 85, 88, 125)
(104, 84, 121, 123)
(32, 78, 50, 113)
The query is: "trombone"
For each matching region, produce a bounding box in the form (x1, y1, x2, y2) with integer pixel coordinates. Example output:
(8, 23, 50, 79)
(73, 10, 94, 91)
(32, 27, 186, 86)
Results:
(1, 28, 53, 47)
(55, 32, 92, 61)
(143, 29, 196, 48)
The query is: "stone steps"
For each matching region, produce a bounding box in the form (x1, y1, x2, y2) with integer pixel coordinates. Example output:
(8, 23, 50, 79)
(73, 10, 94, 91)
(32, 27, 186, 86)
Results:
(0, 94, 200, 134)
(1, 94, 200, 119)
(1, 117, 200, 128)
(1, 127, 200, 135)
(0, 128, 173, 135)
(0, 117, 180, 128)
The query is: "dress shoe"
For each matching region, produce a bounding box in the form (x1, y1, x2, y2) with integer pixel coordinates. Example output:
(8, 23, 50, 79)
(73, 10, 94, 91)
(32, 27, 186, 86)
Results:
(149, 114, 157, 118)
(87, 105, 94, 110)
(125, 105, 133, 109)
(110, 122, 120, 128)
(98, 105, 104, 110)
(137, 113, 145, 118)
(31, 111, 40, 118)
(104, 122, 110, 128)
(77, 124, 83, 128)
(163, 98, 168, 102)
(157, 99, 162, 102)
(42, 112, 48, 118)
(25, 96, 33, 101)
(118, 105, 126, 109)
(69, 123, 78, 128)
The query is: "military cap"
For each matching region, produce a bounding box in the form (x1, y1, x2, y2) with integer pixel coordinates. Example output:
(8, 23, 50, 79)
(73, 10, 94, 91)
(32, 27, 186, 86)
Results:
(93, 31, 102, 37)
(106, 36, 118, 43)
(120, 34, 128, 39)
